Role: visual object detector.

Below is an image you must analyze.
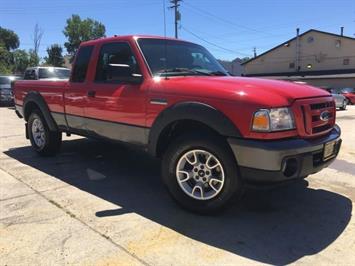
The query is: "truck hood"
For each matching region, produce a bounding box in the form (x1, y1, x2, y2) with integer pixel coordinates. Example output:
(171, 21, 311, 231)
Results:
(155, 76, 330, 107)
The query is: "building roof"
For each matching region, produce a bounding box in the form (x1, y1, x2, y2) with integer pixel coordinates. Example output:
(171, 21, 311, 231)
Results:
(241, 29, 355, 65)
(260, 73, 355, 80)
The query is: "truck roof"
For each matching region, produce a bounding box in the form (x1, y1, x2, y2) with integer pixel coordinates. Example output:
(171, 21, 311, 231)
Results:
(81, 35, 194, 46)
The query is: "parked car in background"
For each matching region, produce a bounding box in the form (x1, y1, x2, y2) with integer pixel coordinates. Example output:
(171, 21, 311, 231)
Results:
(24, 67, 71, 80)
(341, 88, 355, 105)
(325, 88, 347, 110)
(0, 75, 21, 106)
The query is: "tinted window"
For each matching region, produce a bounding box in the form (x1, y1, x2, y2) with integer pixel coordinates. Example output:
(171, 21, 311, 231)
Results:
(0, 77, 11, 85)
(24, 69, 36, 80)
(71, 46, 94, 82)
(38, 68, 71, 79)
(95, 42, 140, 82)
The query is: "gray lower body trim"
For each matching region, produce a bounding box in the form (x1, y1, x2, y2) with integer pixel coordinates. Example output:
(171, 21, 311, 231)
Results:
(51, 112, 149, 146)
(228, 126, 341, 171)
(52, 112, 67, 128)
(85, 116, 149, 146)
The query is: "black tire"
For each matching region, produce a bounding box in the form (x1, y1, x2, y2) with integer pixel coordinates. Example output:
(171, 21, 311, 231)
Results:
(161, 134, 243, 214)
(28, 109, 62, 156)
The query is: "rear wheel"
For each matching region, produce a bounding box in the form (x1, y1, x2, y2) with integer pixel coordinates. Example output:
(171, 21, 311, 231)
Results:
(162, 134, 243, 214)
(28, 109, 62, 156)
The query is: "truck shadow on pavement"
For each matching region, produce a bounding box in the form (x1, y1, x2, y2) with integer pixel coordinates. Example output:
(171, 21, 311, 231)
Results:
(4, 138, 352, 265)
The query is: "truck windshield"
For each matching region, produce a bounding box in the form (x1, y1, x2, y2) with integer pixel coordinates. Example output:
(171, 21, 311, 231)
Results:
(137, 38, 228, 77)
(38, 68, 71, 79)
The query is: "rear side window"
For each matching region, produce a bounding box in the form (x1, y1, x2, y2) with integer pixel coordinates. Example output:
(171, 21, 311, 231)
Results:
(71, 45, 94, 82)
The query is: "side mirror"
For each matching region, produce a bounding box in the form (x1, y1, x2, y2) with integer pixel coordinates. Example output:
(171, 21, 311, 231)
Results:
(108, 64, 143, 84)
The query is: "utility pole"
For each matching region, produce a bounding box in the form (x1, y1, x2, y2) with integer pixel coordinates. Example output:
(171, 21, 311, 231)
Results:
(170, 0, 182, 38)
(253, 47, 257, 58)
(295, 28, 300, 72)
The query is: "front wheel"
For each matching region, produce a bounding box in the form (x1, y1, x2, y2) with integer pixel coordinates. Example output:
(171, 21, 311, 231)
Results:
(28, 109, 62, 156)
(161, 134, 243, 214)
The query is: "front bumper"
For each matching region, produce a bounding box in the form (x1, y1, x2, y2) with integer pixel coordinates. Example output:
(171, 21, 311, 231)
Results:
(228, 126, 341, 184)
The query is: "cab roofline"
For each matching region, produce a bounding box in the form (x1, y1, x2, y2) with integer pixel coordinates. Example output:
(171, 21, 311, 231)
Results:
(81, 35, 194, 46)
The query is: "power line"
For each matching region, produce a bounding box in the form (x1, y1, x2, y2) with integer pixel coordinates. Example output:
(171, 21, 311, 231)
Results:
(181, 25, 251, 57)
(183, 2, 275, 37)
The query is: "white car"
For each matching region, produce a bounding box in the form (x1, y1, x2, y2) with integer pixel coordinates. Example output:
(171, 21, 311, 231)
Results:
(325, 88, 347, 110)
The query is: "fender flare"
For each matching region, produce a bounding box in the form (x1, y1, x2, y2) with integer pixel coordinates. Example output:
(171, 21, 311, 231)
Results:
(148, 101, 241, 156)
(23, 91, 58, 131)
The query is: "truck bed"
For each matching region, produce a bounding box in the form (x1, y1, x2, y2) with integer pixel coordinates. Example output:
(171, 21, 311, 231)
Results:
(14, 80, 68, 114)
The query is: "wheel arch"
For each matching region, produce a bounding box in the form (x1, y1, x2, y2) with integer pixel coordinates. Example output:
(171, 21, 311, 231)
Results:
(148, 101, 241, 157)
(23, 91, 58, 131)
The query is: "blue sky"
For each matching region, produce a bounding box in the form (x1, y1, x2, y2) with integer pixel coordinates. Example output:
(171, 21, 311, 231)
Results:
(1, 0, 354, 60)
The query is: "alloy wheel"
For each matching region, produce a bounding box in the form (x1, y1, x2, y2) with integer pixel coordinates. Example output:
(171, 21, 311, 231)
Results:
(176, 149, 225, 200)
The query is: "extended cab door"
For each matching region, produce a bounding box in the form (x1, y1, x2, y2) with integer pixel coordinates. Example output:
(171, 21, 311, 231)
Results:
(64, 45, 94, 131)
(84, 41, 148, 145)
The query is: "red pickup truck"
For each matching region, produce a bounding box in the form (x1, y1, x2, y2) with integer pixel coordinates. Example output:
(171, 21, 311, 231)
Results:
(14, 35, 341, 213)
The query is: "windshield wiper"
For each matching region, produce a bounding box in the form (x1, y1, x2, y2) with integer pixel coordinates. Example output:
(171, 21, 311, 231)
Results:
(157, 68, 211, 76)
(208, 70, 228, 76)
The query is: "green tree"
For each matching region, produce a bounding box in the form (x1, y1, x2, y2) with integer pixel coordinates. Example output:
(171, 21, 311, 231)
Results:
(63, 14, 106, 59)
(0, 27, 20, 51)
(0, 27, 20, 73)
(28, 49, 40, 67)
(0, 46, 13, 74)
(12, 49, 29, 74)
(44, 44, 64, 67)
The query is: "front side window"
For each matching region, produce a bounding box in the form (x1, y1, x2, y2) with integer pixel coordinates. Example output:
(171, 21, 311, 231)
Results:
(137, 38, 228, 77)
(95, 42, 141, 83)
(71, 45, 94, 83)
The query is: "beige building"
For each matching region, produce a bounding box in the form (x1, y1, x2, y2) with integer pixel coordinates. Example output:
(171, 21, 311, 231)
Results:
(242, 29, 355, 89)
(218, 58, 243, 76)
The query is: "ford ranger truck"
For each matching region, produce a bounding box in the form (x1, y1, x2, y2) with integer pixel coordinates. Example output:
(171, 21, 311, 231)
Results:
(13, 35, 342, 213)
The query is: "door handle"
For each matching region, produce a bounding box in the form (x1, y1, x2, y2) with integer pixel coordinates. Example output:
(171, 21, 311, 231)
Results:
(87, 90, 96, 97)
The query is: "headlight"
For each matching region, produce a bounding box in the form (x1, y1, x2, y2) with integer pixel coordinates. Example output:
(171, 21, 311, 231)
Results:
(252, 107, 295, 132)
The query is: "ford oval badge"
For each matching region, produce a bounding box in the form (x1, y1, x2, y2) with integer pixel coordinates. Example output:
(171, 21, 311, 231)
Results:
(320, 111, 331, 121)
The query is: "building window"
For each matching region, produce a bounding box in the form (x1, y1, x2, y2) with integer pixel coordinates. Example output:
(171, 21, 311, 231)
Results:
(307, 36, 314, 43)
(289, 62, 295, 69)
(343, 58, 350, 65)
(335, 40, 341, 48)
